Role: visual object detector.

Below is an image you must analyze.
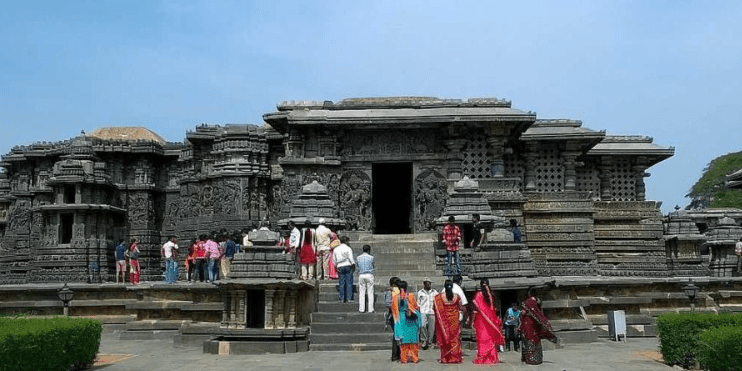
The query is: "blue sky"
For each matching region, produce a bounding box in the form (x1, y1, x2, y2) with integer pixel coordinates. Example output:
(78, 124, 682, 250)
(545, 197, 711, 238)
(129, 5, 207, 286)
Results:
(1, 1, 741, 213)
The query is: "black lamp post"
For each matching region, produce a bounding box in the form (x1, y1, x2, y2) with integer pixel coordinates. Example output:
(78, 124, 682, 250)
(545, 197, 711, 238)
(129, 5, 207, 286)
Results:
(682, 279, 700, 312)
(57, 283, 74, 316)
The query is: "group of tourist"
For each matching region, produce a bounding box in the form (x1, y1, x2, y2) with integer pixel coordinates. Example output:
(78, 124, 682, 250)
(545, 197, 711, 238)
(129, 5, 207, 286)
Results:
(385, 275, 556, 366)
(114, 238, 142, 285)
(442, 214, 522, 275)
(185, 232, 240, 283)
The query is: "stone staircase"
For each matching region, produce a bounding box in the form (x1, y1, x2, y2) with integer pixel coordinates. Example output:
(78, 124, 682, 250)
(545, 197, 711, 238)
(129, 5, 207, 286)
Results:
(309, 233, 444, 351)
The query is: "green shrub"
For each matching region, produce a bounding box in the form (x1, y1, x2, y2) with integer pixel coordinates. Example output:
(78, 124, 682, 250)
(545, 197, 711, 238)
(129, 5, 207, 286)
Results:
(656, 312, 742, 369)
(0, 316, 103, 371)
(697, 325, 742, 371)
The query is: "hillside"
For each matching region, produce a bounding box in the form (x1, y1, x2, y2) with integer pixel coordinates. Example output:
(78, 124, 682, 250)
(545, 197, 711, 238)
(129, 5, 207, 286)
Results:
(686, 151, 742, 209)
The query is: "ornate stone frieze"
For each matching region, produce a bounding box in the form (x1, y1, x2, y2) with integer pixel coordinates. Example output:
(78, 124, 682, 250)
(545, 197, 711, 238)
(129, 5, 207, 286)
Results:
(339, 130, 438, 157)
(339, 170, 371, 231)
(414, 170, 447, 231)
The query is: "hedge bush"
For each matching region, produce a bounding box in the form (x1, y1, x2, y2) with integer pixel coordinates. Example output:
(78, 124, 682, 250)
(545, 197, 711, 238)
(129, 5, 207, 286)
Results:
(0, 316, 102, 371)
(656, 312, 742, 369)
(696, 325, 742, 371)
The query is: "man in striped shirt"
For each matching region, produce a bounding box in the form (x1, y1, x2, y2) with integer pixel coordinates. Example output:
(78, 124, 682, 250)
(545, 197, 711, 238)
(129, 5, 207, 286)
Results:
(442, 215, 462, 275)
(356, 245, 375, 313)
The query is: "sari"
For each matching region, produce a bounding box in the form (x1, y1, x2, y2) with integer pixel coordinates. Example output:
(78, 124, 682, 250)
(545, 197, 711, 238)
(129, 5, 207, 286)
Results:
(391, 291, 421, 363)
(433, 293, 462, 364)
(298, 228, 317, 265)
(472, 290, 505, 364)
(519, 295, 557, 365)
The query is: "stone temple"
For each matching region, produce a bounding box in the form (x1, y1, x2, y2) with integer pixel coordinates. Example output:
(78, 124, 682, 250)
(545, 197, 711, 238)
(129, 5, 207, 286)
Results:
(1, 96, 740, 352)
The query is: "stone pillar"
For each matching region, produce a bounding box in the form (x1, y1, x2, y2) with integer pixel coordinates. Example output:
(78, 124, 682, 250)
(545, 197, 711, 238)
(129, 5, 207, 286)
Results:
(443, 138, 467, 181)
(237, 290, 246, 329)
(598, 156, 613, 201)
(229, 290, 238, 328)
(524, 143, 539, 192)
(287, 289, 298, 329)
(264, 289, 275, 329)
(287, 129, 304, 158)
(221, 289, 230, 328)
(486, 136, 506, 178)
(633, 157, 648, 202)
(274, 289, 287, 329)
(562, 149, 579, 191)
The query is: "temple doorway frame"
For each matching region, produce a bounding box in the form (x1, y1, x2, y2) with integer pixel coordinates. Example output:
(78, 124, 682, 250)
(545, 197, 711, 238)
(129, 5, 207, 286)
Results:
(371, 162, 413, 234)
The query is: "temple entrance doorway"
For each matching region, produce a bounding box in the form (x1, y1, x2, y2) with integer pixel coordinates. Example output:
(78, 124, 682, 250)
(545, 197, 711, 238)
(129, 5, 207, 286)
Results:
(372, 162, 412, 234)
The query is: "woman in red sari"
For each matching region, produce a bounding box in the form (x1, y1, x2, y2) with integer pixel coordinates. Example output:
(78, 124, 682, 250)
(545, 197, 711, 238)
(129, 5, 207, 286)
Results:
(298, 220, 317, 280)
(518, 288, 558, 365)
(126, 239, 141, 285)
(472, 278, 505, 364)
(433, 279, 463, 364)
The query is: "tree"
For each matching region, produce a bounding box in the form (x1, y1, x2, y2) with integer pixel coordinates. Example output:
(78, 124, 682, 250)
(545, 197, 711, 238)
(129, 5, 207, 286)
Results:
(686, 151, 742, 209)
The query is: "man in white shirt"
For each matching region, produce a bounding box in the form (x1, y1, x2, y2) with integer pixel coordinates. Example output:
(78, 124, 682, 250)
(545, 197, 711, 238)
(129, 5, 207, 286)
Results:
(736, 237, 742, 273)
(451, 274, 468, 323)
(315, 218, 333, 280)
(417, 277, 438, 349)
(161, 236, 179, 284)
(333, 235, 355, 302)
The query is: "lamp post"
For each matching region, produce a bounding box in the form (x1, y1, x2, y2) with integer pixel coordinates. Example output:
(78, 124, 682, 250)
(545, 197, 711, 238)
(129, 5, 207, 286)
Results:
(57, 283, 74, 316)
(682, 279, 700, 312)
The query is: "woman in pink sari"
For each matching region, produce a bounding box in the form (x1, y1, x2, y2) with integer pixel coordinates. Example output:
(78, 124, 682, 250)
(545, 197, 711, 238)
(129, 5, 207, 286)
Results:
(327, 232, 339, 279)
(472, 278, 505, 364)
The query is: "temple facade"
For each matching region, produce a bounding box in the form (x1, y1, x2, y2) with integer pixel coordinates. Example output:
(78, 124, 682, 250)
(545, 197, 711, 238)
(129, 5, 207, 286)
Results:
(1, 95, 716, 285)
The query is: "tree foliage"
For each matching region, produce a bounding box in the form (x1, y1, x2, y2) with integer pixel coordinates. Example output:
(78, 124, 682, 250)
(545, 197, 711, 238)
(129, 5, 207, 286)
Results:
(686, 151, 742, 209)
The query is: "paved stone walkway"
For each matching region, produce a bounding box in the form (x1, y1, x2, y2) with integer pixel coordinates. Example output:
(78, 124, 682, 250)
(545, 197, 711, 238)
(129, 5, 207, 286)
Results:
(96, 332, 673, 371)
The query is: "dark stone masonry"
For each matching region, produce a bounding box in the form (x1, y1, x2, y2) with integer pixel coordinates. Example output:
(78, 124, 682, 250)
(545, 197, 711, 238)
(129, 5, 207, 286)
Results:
(1, 96, 741, 350)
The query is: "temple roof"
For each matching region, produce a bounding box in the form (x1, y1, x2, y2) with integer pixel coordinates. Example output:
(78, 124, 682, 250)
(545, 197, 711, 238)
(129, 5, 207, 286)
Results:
(521, 120, 606, 142)
(588, 135, 675, 157)
(263, 97, 536, 132)
(88, 127, 167, 144)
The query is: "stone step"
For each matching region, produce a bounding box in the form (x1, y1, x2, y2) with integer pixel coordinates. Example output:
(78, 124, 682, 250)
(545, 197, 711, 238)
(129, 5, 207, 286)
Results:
(309, 343, 389, 351)
(311, 310, 385, 322)
(311, 322, 389, 334)
(309, 333, 391, 344)
(119, 329, 180, 341)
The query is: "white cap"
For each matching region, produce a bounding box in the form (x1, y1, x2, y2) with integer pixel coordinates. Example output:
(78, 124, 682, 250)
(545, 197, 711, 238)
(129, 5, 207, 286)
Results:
(318, 218, 326, 224)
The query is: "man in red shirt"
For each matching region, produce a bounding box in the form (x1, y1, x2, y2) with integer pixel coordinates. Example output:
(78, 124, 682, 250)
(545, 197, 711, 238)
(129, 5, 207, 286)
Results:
(442, 215, 462, 275)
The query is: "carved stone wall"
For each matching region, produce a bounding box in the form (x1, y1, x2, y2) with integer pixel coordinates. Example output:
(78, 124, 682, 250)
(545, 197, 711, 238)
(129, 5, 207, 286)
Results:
(610, 158, 636, 201)
(414, 170, 447, 231)
(462, 133, 492, 179)
(339, 170, 371, 231)
(593, 201, 668, 277)
(524, 192, 597, 276)
(533, 145, 565, 193)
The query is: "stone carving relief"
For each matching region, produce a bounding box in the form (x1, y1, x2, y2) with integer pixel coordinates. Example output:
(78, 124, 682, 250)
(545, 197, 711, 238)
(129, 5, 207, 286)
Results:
(339, 131, 437, 156)
(415, 170, 447, 231)
(165, 197, 181, 228)
(340, 170, 371, 230)
(128, 193, 154, 228)
(8, 200, 31, 233)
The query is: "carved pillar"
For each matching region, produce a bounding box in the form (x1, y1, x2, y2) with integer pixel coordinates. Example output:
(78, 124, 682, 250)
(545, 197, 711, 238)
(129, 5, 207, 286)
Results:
(229, 289, 238, 328)
(486, 136, 506, 178)
(274, 289, 287, 329)
(318, 131, 336, 157)
(287, 289, 298, 329)
(443, 138, 467, 180)
(221, 289, 230, 328)
(287, 129, 304, 158)
(633, 157, 648, 202)
(237, 290, 246, 329)
(524, 143, 539, 192)
(562, 149, 579, 191)
(598, 156, 613, 201)
(264, 289, 275, 329)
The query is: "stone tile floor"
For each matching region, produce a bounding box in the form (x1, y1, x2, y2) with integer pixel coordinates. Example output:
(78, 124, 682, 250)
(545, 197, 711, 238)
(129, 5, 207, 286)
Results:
(96, 332, 673, 371)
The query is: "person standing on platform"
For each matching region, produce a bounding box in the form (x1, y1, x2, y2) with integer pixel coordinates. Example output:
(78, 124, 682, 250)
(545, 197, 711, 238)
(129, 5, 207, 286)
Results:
(114, 239, 127, 284)
(298, 220, 317, 280)
(417, 277, 438, 350)
(391, 280, 421, 364)
(191, 235, 207, 283)
(126, 239, 141, 285)
(161, 236, 179, 284)
(442, 216, 462, 275)
(222, 232, 239, 279)
(315, 218, 333, 280)
(736, 237, 742, 273)
(356, 244, 375, 313)
(204, 234, 220, 283)
(333, 235, 355, 302)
